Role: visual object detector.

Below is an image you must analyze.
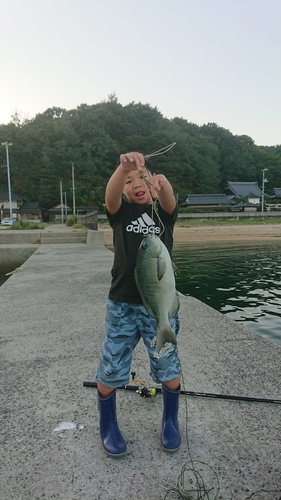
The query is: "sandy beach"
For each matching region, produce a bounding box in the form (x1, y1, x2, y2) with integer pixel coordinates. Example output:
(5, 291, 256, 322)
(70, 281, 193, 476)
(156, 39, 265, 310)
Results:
(100, 222, 281, 246)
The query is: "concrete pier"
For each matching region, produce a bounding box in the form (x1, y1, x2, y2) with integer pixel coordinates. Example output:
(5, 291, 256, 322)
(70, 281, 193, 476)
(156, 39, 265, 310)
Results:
(1, 241, 280, 499)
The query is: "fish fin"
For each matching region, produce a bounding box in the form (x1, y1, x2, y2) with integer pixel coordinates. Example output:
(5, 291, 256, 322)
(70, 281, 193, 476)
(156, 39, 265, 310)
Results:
(171, 261, 179, 275)
(157, 324, 177, 352)
(134, 268, 139, 288)
(170, 292, 180, 318)
(142, 300, 156, 318)
(157, 257, 167, 281)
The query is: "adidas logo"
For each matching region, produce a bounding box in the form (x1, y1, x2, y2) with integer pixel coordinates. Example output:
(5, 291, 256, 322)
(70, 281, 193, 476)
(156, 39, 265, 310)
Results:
(126, 212, 161, 234)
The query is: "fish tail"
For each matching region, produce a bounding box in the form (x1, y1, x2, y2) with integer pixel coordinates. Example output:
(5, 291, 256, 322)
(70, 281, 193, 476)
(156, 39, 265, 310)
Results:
(157, 324, 177, 352)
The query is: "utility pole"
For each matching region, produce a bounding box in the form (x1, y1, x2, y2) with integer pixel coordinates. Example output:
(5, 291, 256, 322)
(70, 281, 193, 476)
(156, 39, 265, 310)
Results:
(71, 163, 76, 216)
(64, 191, 67, 219)
(261, 168, 268, 213)
(1, 142, 13, 220)
(60, 181, 64, 223)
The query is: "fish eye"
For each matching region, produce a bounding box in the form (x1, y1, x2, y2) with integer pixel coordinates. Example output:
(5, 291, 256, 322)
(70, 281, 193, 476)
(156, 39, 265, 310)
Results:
(142, 241, 149, 251)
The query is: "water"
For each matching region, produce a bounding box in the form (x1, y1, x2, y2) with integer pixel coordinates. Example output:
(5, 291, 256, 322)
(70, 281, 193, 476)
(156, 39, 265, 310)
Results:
(0, 267, 16, 286)
(2, 242, 281, 346)
(172, 241, 281, 346)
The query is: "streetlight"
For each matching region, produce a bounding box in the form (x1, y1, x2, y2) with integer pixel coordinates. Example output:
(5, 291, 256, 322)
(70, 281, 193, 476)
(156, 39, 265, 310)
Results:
(261, 168, 268, 213)
(1, 142, 13, 220)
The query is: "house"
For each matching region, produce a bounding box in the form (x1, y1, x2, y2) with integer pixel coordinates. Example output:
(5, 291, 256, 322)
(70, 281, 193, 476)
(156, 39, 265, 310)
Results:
(18, 201, 47, 221)
(230, 201, 258, 212)
(180, 194, 232, 211)
(0, 191, 25, 220)
(76, 205, 99, 215)
(272, 188, 281, 201)
(225, 182, 262, 205)
(265, 188, 281, 211)
(48, 203, 73, 222)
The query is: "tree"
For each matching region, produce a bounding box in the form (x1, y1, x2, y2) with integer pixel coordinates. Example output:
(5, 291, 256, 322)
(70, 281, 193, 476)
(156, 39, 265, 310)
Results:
(0, 97, 280, 211)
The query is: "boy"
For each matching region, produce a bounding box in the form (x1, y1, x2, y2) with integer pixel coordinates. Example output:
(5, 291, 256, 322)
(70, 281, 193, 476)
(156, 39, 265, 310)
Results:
(95, 151, 181, 457)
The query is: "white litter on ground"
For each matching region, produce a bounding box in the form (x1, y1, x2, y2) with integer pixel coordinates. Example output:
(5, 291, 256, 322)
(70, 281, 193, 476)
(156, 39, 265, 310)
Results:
(53, 422, 76, 432)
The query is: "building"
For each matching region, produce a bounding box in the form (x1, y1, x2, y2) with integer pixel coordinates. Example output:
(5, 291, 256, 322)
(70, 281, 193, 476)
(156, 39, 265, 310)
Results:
(225, 182, 262, 205)
(0, 191, 25, 220)
(230, 201, 258, 212)
(0, 192, 47, 222)
(48, 203, 73, 222)
(18, 201, 46, 221)
(265, 188, 281, 211)
(272, 188, 281, 202)
(180, 194, 232, 211)
(76, 205, 99, 215)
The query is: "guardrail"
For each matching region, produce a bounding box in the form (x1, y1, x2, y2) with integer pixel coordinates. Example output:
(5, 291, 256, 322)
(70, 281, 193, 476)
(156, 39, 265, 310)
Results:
(175, 212, 281, 221)
(97, 211, 281, 222)
(266, 204, 281, 212)
(77, 211, 98, 230)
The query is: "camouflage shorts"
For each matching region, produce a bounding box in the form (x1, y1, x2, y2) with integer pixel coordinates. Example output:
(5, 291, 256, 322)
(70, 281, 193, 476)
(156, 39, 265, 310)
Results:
(95, 299, 181, 387)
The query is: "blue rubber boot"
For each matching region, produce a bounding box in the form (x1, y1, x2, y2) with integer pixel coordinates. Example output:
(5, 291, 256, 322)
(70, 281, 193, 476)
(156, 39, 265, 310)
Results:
(161, 384, 181, 452)
(98, 390, 127, 457)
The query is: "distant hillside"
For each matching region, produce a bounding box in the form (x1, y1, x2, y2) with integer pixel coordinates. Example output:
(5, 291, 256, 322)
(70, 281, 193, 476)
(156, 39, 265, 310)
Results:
(1, 95, 280, 210)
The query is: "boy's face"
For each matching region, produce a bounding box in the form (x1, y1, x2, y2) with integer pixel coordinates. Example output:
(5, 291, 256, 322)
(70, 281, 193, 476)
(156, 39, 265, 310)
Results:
(123, 168, 155, 204)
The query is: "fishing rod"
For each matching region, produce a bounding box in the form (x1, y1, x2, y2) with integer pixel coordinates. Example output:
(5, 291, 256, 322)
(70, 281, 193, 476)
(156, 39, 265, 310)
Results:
(82, 381, 281, 405)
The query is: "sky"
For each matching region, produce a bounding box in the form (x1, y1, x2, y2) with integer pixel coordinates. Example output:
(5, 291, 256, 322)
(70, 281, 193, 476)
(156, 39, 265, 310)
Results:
(0, 0, 280, 146)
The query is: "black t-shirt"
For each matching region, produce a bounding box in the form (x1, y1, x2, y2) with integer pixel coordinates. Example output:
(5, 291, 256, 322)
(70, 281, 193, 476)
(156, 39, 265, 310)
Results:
(107, 198, 178, 304)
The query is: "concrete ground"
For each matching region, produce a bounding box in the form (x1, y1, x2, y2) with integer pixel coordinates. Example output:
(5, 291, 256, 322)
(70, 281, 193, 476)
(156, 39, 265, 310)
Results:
(1, 240, 281, 500)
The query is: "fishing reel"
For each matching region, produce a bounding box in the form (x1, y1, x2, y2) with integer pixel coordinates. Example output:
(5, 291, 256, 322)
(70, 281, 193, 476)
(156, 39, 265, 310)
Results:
(135, 386, 157, 399)
(131, 371, 157, 399)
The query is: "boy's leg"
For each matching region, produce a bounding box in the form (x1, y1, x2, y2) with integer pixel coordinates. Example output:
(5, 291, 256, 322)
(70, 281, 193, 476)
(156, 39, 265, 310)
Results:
(139, 308, 181, 385)
(161, 381, 181, 452)
(97, 382, 115, 398)
(163, 377, 181, 391)
(95, 300, 140, 457)
(138, 307, 181, 452)
(96, 300, 140, 387)
(97, 389, 127, 457)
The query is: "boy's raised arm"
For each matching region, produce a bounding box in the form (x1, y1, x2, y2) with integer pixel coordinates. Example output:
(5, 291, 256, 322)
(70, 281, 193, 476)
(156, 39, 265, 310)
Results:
(149, 174, 176, 215)
(105, 152, 145, 215)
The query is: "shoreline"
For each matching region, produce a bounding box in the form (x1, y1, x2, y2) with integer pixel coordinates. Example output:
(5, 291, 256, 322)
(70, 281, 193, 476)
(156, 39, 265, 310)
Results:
(100, 222, 281, 246)
(2, 242, 280, 498)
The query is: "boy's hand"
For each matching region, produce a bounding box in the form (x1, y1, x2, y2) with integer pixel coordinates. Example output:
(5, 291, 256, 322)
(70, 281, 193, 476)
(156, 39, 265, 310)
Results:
(149, 174, 167, 192)
(119, 152, 145, 171)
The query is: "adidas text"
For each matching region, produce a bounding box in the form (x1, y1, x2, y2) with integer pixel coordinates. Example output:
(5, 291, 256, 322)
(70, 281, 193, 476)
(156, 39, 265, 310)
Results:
(126, 224, 161, 235)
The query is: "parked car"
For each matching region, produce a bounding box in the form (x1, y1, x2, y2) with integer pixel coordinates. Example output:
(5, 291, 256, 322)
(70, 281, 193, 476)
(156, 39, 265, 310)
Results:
(1, 218, 15, 226)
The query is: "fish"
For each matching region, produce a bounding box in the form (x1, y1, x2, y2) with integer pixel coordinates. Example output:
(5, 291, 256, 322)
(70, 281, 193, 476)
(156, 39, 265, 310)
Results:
(135, 233, 180, 352)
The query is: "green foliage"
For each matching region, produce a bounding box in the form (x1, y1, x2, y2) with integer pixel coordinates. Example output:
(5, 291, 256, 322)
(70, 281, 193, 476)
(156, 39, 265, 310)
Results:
(0, 97, 280, 210)
(10, 219, 45, 230)
(66, 214, 77, 226)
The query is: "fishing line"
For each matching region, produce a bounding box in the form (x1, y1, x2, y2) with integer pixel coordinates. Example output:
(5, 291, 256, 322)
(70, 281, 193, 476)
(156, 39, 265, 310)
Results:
(139, 168, 165, 237)
(141, 141, 176, 237)
(163, 352, 220, 500)
(142, 143, 219, 496)
(144, 142, 176, 160)
(152, 200, 165, 238)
